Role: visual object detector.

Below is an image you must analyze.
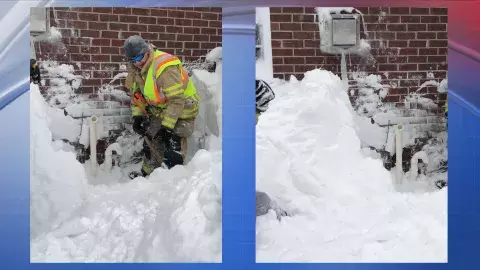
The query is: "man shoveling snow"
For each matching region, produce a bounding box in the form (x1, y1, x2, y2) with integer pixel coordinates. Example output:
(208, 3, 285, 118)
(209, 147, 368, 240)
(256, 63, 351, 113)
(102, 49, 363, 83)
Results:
(255, 69, 447, 262)
(30, 75, 222, 262)
(122, 35, 201, 179)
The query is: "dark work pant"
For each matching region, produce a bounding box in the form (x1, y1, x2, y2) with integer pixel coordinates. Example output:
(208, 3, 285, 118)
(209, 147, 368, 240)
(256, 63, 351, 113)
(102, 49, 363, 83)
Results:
(163, 133, 184, 169)
(142, 133, 185, 171)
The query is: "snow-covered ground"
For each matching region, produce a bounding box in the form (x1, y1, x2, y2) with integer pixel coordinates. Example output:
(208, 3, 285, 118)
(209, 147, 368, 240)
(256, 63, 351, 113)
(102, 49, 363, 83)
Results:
(30, 63, 222, 262)
(255, 68, 447, 262)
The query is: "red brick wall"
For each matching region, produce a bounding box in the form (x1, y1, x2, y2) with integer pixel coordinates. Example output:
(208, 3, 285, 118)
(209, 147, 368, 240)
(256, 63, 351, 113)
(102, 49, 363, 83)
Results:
(35, 7, 222, 94)
(269, 7, 448, 109)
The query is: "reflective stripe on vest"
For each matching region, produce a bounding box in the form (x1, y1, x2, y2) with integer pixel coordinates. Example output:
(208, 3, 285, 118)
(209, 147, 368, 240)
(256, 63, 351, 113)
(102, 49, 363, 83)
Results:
(143, 51, 176, 105)
(134, 50, 199, 111)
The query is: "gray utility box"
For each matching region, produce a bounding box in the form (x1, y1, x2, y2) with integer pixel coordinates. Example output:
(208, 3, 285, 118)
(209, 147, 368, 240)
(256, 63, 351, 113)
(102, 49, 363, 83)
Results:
(330, 14, 360, 49)
(30, 7, 49, 34)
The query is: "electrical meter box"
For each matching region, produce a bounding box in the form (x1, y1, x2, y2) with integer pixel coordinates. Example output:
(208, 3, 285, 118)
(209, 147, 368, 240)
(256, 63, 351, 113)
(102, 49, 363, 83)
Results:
(330, 14, 360, 49)
(30, 7, 48, 34)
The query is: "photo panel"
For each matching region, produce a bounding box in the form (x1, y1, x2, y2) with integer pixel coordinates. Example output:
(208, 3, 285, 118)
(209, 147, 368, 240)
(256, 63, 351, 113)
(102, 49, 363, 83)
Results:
(255, 6, 448, 263)
(29, 6, 222, 263)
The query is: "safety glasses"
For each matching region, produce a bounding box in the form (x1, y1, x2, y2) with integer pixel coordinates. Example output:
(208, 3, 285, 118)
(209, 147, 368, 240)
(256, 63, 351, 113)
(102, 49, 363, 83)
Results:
(129, 53, 145, 63)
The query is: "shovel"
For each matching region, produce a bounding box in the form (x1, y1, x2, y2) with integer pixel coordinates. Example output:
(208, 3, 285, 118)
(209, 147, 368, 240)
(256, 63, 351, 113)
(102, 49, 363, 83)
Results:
(143, 135, 164, 168)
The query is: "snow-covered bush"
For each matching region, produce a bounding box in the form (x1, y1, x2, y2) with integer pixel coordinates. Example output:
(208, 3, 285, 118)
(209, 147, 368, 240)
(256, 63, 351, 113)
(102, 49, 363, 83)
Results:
(351, 73, 390, 117)
(40, 61, 83, 109)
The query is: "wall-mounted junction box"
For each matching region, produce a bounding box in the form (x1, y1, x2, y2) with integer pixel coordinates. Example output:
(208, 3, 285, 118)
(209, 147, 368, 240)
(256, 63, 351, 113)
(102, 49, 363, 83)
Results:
(330, 14, 360, 49)
(30, 7, 49, 34)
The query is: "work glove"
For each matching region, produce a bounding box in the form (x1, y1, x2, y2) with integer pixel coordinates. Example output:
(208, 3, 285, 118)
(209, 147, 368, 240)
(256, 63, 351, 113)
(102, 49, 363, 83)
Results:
(154, 125, 173, 144)
(132, 116, 150, 136)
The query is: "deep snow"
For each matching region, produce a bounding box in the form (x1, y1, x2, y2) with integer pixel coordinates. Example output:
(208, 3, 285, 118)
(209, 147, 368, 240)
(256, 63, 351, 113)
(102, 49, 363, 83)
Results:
(30, 62, 222, 262)
(255, 69, 447, 262)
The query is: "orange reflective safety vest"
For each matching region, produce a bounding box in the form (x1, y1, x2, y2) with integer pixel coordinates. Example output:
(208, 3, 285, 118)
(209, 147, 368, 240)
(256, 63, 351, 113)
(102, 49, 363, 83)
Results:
(130, 50, 199, 117)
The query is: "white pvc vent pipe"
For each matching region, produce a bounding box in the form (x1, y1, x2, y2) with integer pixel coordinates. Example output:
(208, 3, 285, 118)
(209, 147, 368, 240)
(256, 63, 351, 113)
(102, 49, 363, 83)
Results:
(90, 115, 99, 174)
(395, 124, 404, 183)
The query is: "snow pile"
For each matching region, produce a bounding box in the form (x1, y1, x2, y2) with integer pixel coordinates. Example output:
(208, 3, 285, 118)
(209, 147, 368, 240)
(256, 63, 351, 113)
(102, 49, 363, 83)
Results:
(30, 83, 87, 240)
(31, 149, 222, 262)
(205, 47, 222, 63)
(354, 114, 388, 150)
(41, 61, 83, 108)
(30, 66, 223, 262)
(188, 49, 223, 158)
(255, 69, 447, 262)
(45, 106, 82, 142)
(205, 46, 222, 75)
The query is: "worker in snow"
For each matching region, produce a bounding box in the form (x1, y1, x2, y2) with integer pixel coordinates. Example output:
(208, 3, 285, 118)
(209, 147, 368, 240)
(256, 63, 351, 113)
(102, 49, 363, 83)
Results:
(255, 79, 289, 220)
(444, 101, 448, 118)
(255, 79, 275, 124)
(123, 35, 200, 179)
(30, 59, 41, 84)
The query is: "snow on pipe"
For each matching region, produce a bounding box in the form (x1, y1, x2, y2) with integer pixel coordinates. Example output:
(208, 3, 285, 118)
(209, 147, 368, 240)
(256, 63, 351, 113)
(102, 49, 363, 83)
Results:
(103, 143, 122, 172)
(90, 115, 99, 174)
(395, 124, 404, 183)
(410, 151, 429, 181)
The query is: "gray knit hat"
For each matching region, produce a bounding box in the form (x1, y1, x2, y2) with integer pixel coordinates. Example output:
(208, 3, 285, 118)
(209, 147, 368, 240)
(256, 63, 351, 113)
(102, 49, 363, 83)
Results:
(123, 35, 149, 59)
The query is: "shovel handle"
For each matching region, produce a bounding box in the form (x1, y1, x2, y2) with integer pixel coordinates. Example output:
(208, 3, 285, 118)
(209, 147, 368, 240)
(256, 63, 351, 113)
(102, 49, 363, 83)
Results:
(143, 136, 164, 167)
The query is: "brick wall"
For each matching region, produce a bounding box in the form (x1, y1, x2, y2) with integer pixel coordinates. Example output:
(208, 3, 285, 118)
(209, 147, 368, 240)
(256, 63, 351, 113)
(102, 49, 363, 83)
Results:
(35, 7, 222, 94)
(268, 7, 448, 110)
(32, 7, 221, 164)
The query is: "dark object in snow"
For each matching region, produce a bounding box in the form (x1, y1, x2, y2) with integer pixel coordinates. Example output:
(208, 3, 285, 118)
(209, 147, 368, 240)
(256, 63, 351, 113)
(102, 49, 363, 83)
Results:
(30, 59, 41, 84)
(256, 191, 290, 221)
(435, 180, 447, 189)
(129, 168, 148, 179)
(207, 61, 216, 73)
(256, 79, 275, 113)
